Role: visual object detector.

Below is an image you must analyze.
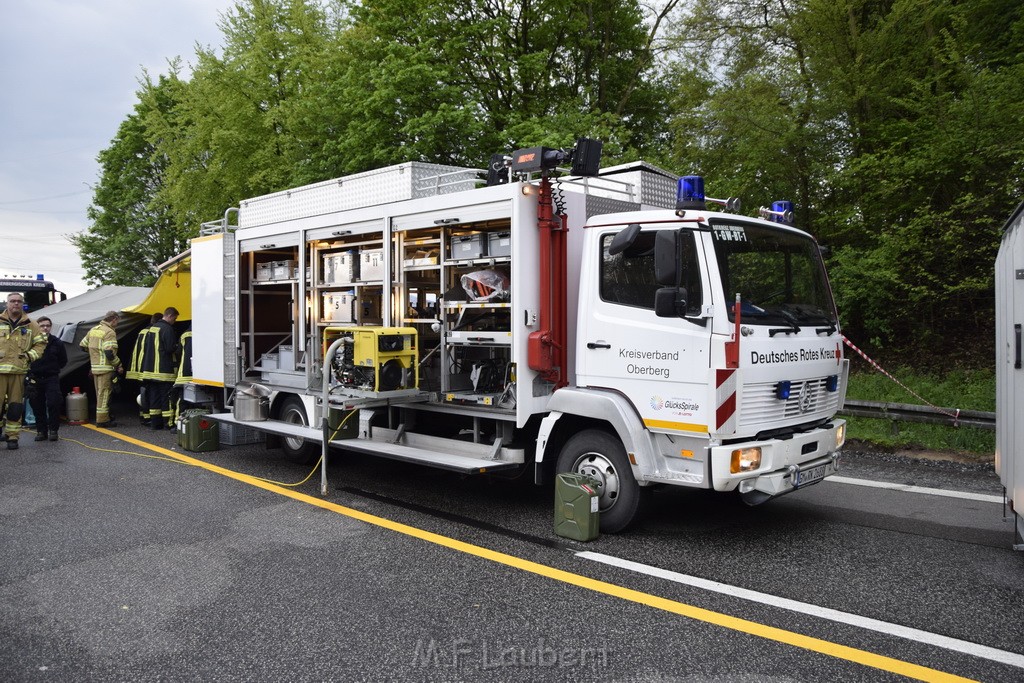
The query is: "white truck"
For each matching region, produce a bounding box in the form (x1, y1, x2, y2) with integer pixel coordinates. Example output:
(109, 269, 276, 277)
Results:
(189, 142, 849, 532)
(996, 198, 1024, 548)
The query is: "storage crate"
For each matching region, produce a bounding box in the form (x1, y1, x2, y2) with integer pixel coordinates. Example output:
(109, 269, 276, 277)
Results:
(360, 248, 384, 281)
(256, 262, 273, 281)
(273, 259, 297, 280)
(323, 292, 355, 322)
(487, 232, 511, 258)
(220, 421, 265, 446)
(278, 345, 294, 368)
(449, 234, 487, 260)
(324, 252, 357, 284)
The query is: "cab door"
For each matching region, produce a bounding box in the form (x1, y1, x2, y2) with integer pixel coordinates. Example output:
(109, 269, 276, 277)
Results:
(577, 224, 714, 435)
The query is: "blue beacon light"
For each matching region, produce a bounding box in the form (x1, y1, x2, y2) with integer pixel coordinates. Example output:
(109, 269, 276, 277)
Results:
(771, 201, 794, 223)
(775, 380, 792, 400)
(676, 175, 706, 213)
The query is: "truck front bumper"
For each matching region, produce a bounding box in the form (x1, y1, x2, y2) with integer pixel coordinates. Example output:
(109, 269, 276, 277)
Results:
(709, 420, 845, 505)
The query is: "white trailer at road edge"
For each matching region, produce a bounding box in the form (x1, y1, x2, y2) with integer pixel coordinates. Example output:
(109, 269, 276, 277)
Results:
(996, 198, 1024, 548)
(189, 145, 849, 532)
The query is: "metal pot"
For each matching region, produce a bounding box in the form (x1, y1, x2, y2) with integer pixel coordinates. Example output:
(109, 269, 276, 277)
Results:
(234, 393, 269, 421)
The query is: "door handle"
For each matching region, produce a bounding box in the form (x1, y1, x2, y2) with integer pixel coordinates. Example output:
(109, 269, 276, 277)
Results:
(1016, 324, 1021, 369)
(587, 341, 611, 350)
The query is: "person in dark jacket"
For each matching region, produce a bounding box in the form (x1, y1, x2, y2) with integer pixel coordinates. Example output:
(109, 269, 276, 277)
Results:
(141, 307, 179, 430)
(27, 316, 68, 441)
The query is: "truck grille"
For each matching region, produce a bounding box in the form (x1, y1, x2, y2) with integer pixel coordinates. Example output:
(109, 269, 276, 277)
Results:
(739, 378, 840, 429)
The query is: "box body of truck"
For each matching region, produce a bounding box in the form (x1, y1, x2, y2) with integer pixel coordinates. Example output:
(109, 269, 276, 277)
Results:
(190, 159, 848, 531)
(996, 199, 1024, 547)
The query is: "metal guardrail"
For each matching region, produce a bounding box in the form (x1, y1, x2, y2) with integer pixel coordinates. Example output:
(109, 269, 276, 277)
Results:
(840, 399, 995, 430)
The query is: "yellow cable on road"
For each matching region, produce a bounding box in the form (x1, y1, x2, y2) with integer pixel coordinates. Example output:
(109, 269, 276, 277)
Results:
(79, 424, 977, 683)
(71, 428, 322, 488)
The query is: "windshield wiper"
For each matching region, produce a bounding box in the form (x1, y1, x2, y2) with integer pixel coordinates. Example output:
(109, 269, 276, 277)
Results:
(815, 321, 838, 336)
(768, 309, 801, 337)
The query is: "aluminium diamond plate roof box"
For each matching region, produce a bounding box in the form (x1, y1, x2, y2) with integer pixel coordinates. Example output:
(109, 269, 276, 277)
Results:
(237, 162, 481, 228)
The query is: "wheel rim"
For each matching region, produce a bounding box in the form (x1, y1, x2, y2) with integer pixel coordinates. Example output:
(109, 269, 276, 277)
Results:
(281, 403, 307, 451)
(572, 452, 620, 511)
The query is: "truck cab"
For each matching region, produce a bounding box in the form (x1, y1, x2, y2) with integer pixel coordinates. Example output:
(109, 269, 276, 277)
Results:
(541, 198, 848, 527)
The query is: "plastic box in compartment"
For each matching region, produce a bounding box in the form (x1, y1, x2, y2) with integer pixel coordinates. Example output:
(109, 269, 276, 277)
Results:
(487, 232, 511, 258)
(359, 249, 384, 281)
(273, 259, 297, 280)
(220, 421, 265, 446)
(278, 345, 294, 369)
(260, 352, 278, 369)
(256, 262, 273, 281)
(449, 234, 487, 260)
(323, 292, 355, 322)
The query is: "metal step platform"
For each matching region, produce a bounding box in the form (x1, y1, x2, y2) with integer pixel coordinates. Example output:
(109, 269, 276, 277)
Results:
(206, 413, 524, 474)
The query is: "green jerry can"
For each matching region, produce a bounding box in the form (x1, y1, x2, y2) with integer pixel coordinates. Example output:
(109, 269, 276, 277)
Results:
(554, 473, 601, 542)
(178, 409, 220, 452)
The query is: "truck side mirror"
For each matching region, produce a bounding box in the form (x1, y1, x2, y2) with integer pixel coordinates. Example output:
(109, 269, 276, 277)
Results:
(608, 223, 641, 256)
(655, 230, 680, 285)
(654, 287, 687, 318)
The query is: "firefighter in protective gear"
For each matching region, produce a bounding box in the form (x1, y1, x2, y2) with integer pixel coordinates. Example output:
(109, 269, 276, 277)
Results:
(141, 307, 179, 430)
(80, 310, 124, 426)
(170, 327, 193, 427)
(0, 292, 47, 449)
(128, 312, 161, 424)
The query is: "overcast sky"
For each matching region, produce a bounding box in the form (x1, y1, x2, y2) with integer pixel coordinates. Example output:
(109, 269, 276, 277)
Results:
(0, 0, 236, 298)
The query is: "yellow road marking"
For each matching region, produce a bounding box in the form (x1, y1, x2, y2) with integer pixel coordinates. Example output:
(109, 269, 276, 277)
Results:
(85, 425, 977, 683)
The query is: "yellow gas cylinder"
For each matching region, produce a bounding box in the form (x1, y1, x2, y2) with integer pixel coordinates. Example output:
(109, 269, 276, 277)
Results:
(66, 387, 88, 424)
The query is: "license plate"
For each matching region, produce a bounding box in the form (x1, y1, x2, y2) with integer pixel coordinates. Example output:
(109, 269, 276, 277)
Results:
(793, 463, 827, 488)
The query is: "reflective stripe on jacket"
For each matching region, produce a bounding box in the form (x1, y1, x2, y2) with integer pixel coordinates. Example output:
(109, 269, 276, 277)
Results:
(141, 320, 178, 382)
(0, 312, 46, 374)
(126, 327, 152, 380)
(174, 330, 193, 386)
(79, 320, 120, 374)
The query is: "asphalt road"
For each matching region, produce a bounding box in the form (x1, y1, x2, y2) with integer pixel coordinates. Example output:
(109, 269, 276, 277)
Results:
(1, 420, 1021, 682)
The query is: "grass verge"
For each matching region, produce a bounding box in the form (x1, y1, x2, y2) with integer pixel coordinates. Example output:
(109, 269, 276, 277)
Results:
(842, 366, 995, 457)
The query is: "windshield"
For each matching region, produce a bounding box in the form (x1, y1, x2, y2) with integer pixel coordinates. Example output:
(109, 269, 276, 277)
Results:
(711, 220, 837, 327)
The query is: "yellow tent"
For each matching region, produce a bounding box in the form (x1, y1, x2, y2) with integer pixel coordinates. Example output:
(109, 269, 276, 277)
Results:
(122, 251, 192, 321)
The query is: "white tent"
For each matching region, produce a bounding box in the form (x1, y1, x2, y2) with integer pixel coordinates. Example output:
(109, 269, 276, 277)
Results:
(31, 285, 150, 378)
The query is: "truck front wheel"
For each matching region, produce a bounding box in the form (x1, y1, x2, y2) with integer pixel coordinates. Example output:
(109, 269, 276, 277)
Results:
(555, 429, 646, 533)
(278, 396, 318, 465)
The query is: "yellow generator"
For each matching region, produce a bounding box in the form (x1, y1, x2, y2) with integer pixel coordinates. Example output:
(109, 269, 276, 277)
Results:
(324, 326, 418, 392)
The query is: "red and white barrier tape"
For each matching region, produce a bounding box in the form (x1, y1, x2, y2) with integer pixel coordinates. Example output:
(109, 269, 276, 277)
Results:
(841, 335, 962, 425)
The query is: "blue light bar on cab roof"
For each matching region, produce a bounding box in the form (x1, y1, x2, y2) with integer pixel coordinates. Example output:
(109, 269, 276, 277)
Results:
(676, 175, 706, 212)
(771, 201, 794, 224)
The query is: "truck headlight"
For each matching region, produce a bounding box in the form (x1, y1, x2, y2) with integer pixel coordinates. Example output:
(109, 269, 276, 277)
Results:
(730, 447, 762, 473)
(835, 423, 846, 449)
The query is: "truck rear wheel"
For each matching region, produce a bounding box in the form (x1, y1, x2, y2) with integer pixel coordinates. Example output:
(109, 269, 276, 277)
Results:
(556, 429, 646, 533)
(278, 396, 318, 465)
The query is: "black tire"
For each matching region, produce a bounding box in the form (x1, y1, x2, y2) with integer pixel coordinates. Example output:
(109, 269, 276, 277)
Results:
(555, 429, 646, 533)
(278, 396, 318, 465)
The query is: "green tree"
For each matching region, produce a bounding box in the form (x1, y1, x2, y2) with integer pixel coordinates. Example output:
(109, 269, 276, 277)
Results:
(663, 0, 1024, 361)
(149, 0, 338, 227)
(75, 73, 188, 287)
(320, 0, 677, 171)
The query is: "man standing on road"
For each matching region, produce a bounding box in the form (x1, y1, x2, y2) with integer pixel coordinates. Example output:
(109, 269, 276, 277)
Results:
(80, 310, 124, 427)
(128, 312, 161, 426)
(0, 292, 46, 450)
(27, 316, 68, 442)
(142, 307, 179, 431)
